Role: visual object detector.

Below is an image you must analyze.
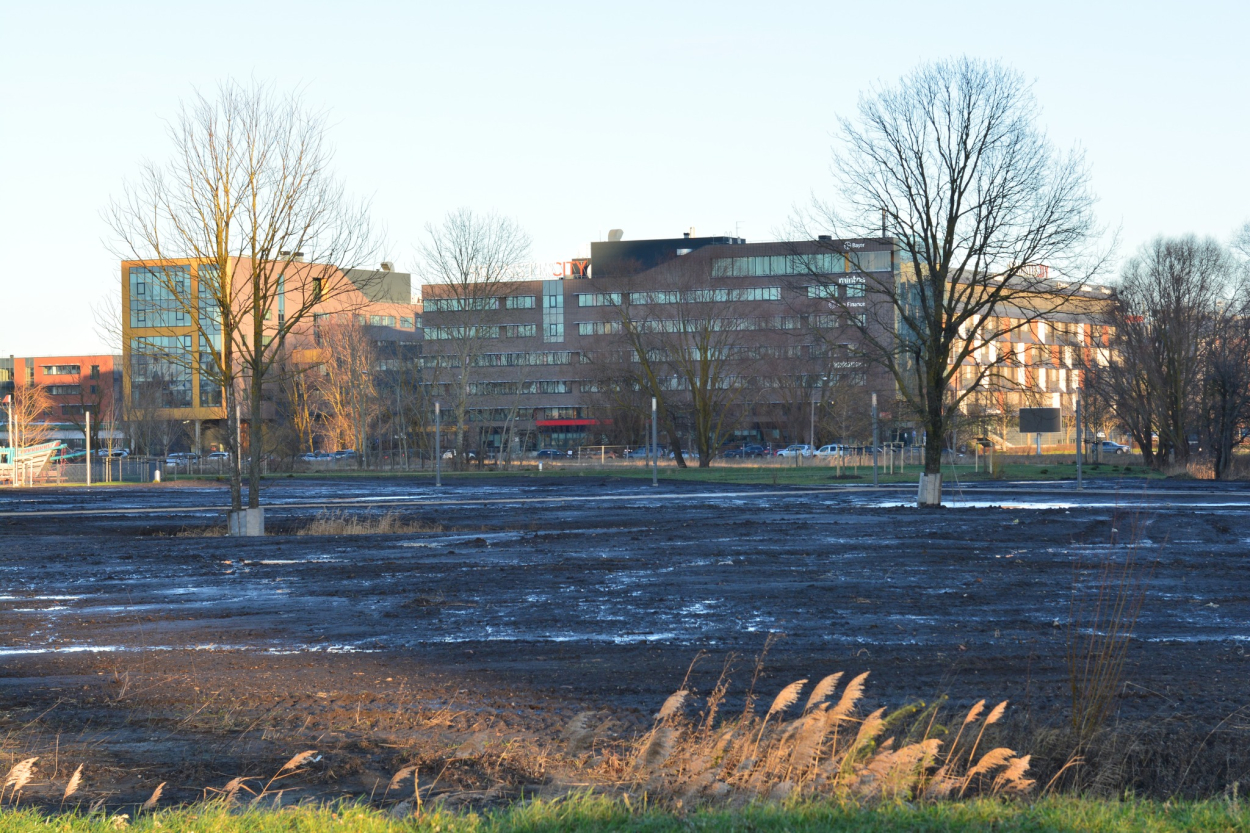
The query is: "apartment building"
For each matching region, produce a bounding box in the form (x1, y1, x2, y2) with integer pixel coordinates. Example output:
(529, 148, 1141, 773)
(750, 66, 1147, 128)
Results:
(0, 354, 124, 448)
(420, 233, 897, 451)
(121, 256, 420, 452)
(421, 231, 1115, 453)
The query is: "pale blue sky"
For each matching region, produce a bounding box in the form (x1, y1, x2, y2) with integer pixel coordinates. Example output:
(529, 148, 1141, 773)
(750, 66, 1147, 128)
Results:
(1, 0, 1247, 355)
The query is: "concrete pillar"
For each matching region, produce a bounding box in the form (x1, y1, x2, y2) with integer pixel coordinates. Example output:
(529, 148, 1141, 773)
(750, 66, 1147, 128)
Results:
(917, 473, 942, 507)
(228, 507, 265, 536)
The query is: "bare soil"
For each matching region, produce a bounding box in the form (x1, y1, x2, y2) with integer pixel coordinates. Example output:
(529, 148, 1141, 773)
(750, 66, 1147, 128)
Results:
(1, 476, 1249, 806)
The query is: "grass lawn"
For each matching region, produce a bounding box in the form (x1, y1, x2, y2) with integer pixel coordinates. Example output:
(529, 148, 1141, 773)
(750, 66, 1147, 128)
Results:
(4, 797, 1248, 832)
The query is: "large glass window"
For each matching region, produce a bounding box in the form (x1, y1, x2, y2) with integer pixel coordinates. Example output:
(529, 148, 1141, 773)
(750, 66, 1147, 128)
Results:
(130, 266, 190, 328)
(506, 295, 536, 309)
(130, 335, 193, 408)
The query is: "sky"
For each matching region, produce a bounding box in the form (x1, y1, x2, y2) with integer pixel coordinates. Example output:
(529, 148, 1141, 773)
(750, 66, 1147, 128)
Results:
(2, 0, 1248, 356)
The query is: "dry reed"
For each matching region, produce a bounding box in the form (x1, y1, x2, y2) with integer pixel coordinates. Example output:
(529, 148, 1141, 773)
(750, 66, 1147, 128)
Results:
(296, 511, 443, 536)
(612, 670, 1033, 804)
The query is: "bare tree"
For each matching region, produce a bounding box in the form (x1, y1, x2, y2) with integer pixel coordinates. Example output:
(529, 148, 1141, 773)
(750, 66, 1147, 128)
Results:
(1098, 237, 1241, 471)
(798, 57, 1101, 505)
(312, 316, 378, 466)
(591, 257, 766, 467)
(5, 382, 53, 453)
(108, 80, 378, 513)
(419, 209, 530, 467)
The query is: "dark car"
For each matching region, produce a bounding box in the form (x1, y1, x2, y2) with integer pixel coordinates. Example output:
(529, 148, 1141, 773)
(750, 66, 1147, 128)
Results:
(534, 449, 561, 459)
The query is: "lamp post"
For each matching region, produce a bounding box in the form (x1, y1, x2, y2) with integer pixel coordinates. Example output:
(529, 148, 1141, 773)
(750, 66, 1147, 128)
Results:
(871, 392, 879, 487)
(435, 401, 441, 488)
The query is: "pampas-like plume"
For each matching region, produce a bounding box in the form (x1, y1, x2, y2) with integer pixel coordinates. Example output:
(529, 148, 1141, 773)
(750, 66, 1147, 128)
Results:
(993, 755, 1034, 793)
(386, 765, 417, 793)
(849, 707, 887, 754)
(656, 690, 689, 720)
(278, 750, 318, 773)
(63, 764, 83, 803)
(983, 700, 1007, 727)
(767, 679, 808, 718)
(967, 746, 1015, 779)
(141, 782, 164, 811)
(219, 777, 246, 803)
(828, 672, 869, 724)
(2, 757, 37, 800)
(804, 673, 844, 712)
(639, 726, 677, 772)
(563, 712, 601, 756)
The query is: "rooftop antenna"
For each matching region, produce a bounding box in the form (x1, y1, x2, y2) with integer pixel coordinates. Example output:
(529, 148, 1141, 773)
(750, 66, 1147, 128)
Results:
(880, 209, 887, 238)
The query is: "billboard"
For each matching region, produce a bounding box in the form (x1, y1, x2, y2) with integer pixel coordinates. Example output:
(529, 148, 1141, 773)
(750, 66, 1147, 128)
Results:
(1019, 407, 1061, 434)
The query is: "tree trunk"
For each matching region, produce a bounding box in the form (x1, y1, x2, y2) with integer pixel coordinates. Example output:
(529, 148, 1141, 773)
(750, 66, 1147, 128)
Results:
(248, 372, 263, 509)
(226, 386, 242, 511)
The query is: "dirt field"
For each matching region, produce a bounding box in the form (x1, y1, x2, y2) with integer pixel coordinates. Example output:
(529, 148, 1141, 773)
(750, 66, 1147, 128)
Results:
(2, 476, 1249, 806)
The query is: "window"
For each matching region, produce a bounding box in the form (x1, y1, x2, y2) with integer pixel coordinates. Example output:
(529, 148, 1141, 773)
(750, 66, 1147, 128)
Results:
(129, 266, 190, 328)
(41, 365, 81, 376)
(90, 365, 100, 379)
(543, 280, 565, 343)
(422, 351, 574, 369)
(61, 405, 92, 416)
(369, 315, 397, 327)
(577, 321, 623, 336)
(90, 385, 98, 394)
(129, 335, 193, 408)
(845, 282, 865, 298)
(503, 323, 536, 338)
(575, 292, 621, 307)
(400, 316, 414, 329)
(426, 296, 500, 312)
(48, 385, 81, 396)
(807, 285, 838, 299)
(627, 291, 678, 305)
(506, 295, 536, 309)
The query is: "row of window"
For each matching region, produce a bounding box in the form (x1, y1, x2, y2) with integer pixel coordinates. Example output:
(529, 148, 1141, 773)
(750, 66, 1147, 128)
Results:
(421, 351, 575, 369)
(467, 380, 573, 396)
(574, 287, 785, 308)
(807, 283, 866, 299)
(425, 323, 538, 341)
(425, 295, 538, 312)
(713, 251, 893, 278)
(41, 364, 83, 376)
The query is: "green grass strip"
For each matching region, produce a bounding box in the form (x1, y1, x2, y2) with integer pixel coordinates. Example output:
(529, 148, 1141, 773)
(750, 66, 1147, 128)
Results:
(4, 796, 1249, 833)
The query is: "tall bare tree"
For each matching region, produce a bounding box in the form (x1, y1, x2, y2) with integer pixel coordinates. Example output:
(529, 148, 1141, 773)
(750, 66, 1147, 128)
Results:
(312, 316, 378, 466)
(419, 209, 530, 466)
(108, 80, 378, 513)
(1099, 236, 1248, 475)
(799, 57, 1102, 505)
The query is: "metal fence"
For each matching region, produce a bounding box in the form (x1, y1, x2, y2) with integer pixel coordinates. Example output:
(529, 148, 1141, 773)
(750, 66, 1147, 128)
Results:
(40, 459, 161, 485)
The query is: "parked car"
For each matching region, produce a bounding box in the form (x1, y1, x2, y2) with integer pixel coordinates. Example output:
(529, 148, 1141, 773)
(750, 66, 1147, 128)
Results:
(96, 448, 129, 458)
(442, 450, 477, 460)
(1100, 440, 1130, 455)
(165, 453, 198, 466)
(207, 451, 230, 461)
(533, 448, 561, 459)
(624, 446, 664, 459)
(775, 444, 814, 458)
(741, 444, 766, 457)
(333, 449, 358, 459)
(814, 444, 847, 457)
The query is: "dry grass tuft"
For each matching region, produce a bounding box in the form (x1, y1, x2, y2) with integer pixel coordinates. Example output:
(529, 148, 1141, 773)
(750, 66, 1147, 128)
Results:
(627, 671, 1033, 804)
(297, 511, 443, 536)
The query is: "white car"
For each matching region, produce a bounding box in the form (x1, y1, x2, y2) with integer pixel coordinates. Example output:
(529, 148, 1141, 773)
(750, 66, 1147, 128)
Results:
(776, 444, 814, 458)
(814, 444, 847, 457)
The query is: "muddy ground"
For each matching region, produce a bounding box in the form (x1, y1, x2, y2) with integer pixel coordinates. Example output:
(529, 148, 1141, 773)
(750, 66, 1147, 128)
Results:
(1, 476, 1249, 806)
